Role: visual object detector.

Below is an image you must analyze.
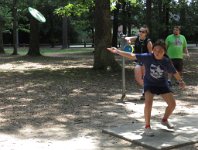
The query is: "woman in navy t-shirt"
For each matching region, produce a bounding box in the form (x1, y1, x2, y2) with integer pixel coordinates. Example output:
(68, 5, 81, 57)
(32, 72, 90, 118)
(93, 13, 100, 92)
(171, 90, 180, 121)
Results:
(107, 39, 185, 136)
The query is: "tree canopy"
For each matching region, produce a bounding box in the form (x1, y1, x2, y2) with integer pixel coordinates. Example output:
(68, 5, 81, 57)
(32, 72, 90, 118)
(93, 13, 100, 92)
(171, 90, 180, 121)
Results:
(0, 0, 197, 69)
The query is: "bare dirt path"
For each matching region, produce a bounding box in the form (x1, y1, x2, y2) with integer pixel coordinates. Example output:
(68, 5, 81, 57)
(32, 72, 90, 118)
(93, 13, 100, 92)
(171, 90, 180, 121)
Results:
(0, 49, 197, 150)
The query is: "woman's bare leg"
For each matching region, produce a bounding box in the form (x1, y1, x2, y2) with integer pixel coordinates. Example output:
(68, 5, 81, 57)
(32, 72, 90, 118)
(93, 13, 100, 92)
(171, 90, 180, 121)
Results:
(134, 65, 144, 87)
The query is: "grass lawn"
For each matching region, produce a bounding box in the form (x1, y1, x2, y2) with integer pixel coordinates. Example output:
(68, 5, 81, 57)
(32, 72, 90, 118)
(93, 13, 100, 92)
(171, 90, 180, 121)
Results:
(4, 47, 94, 55)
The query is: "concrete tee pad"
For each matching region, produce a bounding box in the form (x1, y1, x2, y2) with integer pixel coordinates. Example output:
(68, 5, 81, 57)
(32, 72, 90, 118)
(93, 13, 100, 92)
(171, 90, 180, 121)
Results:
(102, 115, 198, 150)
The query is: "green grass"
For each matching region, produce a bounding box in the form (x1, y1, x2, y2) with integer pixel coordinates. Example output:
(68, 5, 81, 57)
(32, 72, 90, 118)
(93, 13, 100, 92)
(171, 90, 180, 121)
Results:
(4, 47, 94, 55)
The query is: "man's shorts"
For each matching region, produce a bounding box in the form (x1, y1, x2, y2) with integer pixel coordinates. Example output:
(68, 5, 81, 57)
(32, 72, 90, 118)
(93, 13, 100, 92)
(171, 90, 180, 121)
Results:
(144, 85, 172, 95)
(171, 58, 183, 72)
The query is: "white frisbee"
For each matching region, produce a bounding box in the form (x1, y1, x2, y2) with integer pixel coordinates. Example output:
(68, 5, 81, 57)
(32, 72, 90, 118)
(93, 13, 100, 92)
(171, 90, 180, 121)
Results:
(28, 7, 46, 23)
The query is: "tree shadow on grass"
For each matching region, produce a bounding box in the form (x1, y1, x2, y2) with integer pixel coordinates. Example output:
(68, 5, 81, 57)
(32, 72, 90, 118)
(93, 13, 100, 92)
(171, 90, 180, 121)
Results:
(0, 66, 135, 141)
(0, 51, 197, 149)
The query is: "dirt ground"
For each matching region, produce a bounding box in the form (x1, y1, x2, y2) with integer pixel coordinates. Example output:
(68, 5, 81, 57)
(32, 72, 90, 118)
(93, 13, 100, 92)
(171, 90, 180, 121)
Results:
(0, 48, 198, 150)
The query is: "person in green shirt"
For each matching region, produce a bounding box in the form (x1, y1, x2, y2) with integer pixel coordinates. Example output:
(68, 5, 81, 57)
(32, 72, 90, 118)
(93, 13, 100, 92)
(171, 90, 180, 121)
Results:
(165, 26, 190, 86)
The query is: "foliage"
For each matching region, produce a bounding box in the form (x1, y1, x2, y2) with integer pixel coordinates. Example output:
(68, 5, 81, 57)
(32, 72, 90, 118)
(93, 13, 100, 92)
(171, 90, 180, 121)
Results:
(1, 0, 198, 45)
(54, 0, 95, 43)
(55, 3, 88, 17)
(0, 4, 12, 32)
(166, 0, 198, 42)
(183, 1, 198, 42)
(55, 0, 93, 17)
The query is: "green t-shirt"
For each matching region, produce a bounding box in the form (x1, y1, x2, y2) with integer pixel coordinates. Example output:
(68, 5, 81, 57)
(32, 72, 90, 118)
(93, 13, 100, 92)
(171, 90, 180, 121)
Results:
(165, 34, 187, 59)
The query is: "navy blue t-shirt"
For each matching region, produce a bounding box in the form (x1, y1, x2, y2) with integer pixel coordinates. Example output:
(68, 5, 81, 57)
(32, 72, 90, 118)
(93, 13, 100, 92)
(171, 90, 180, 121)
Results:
(136, 53, 177, 87)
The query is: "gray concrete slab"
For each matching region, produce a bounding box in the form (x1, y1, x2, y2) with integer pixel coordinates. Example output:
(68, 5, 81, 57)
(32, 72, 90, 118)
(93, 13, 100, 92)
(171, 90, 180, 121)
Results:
(102, 114, 198, 150)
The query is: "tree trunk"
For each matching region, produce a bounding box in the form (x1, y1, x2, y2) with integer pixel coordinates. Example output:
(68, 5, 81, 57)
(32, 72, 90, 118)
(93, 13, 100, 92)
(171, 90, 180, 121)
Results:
(49, 8, 55, 48)
(127, 13, 131, 36)
(94, 0, 121, 71)
(121, 1, 127, 35)
(157, 0, 169, 38)
(62, 16, 69, 49)
(27, 16, 41, 56)
(12, 0, 18, 55)
(91, 28, 95, 47)
(158, 0, 163, 38)
(163, 0, 171, 37)
(179, 0, 187, 26)
(112, 2, 120, 47)
(0, 16, 5, 54)
(146, 0, 152, 33)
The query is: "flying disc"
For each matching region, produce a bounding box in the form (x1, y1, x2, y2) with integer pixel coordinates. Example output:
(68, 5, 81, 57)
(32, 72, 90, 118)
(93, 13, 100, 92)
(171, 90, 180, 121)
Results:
(28, 7, 46, 23)
(124, 45, 134, 53)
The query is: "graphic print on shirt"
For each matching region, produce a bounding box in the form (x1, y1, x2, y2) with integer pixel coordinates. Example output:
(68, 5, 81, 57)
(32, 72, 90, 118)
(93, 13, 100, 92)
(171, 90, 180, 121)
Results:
(174, 37, 182, 46)
(150, 64, 164, 79)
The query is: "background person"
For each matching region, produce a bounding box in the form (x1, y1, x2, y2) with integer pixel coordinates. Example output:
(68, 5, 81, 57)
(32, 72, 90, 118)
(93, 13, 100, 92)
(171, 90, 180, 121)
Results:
(165, 26, 190, 86)
(107, 39, 185, 136)
(125, 25, 152, 99)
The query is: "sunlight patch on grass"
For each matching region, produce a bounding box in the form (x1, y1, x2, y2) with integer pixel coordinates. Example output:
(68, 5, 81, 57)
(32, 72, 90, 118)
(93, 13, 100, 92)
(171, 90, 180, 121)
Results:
(4, 47, 93, 55)
(0, 62, 65, 72)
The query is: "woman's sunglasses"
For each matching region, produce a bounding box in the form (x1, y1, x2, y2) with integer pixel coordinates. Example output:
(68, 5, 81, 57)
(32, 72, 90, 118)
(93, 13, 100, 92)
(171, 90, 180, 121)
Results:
(139, 30, 146, 33)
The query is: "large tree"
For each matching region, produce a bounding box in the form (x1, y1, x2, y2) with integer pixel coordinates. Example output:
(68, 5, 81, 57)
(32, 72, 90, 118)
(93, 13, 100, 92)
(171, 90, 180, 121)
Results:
(12, 0, 19, 55)
(112, 2, 120, 47)
(93, 0, 120, 71)
(0, 1, 11, 54)
(27, 0, 43, 56)
(146, 0, 152, 33)
(1, 0, 27, 55)
(62, 16, 69, 48)
(0, 15, 5, 53)
(27, 14, 41, 56)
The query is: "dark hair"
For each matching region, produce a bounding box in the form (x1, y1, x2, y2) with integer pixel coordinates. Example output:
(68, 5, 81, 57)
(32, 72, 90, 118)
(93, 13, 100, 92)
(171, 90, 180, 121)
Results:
(141, 25, 150, 35)
(153, 39, 167, 53)
(174, 25, 181, 31)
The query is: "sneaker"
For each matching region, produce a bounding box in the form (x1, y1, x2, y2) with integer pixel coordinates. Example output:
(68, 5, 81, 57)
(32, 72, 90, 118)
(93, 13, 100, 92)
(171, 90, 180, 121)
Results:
(144, 128, 154, 136)
(161, 120, 175, 129)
